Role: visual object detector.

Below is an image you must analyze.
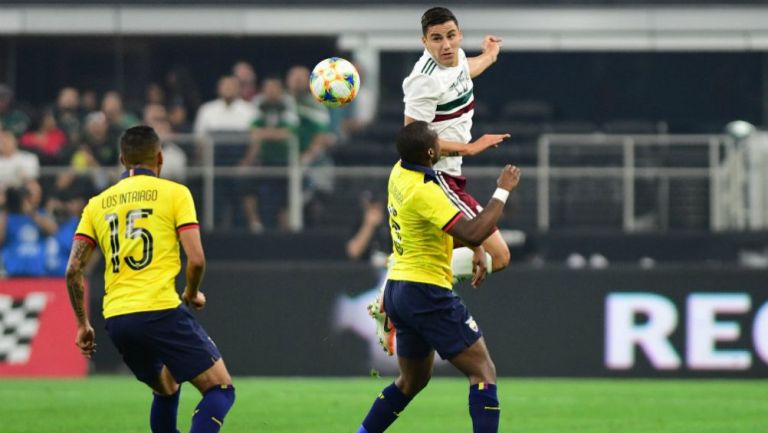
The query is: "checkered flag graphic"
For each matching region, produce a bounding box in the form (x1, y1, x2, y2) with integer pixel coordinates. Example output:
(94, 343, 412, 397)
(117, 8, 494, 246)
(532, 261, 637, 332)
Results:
(0, 292, 47, 364)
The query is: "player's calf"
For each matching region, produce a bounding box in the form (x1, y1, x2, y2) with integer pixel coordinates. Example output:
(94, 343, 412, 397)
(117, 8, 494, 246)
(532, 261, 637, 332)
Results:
(469, 382, 500, 433)
(190, 384, 235, 433)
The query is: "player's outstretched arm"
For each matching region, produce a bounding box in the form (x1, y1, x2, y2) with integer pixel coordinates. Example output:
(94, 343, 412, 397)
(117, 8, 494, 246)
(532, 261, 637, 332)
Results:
(468, 35, 501, 79)
(404, 116, 509, 157)
(447, 165, 521, 246)
(179, 228, 207, 310)
(65, 238, 96, 359)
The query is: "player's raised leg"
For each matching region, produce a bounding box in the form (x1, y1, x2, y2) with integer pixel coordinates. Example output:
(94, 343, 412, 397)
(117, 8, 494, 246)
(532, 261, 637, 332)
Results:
(481, 230, 510, 272)
(449, 337, 500, 433)
(358, 352, 434, 433)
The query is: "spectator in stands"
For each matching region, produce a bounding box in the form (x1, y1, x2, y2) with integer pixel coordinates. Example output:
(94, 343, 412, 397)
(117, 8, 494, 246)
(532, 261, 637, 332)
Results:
(0, 84, 30, 137)
(80, 89, 99, 114)
(233, 61, 259, 102)
(44, 184, 89, 276)
(0, 131, 39, 191)
(168, 102, 191, 133)
(145, 82, 166, 106)
(20, 109, 69, 165)
(346, 190, 390, 265)
(144, 103, 187, 182)
(102, 91, 140, 132)
(285, 65, 337, 226)
(53, 87, 84, 145)
(66, 112, 113, 191)
(240, 77, 299, 232)
(194, 76, 255, 134)
(166, 101, 190, 133)
(165, 66, 202, 118)
(0, 183, 58, 277)
(79, 111, 118, 167)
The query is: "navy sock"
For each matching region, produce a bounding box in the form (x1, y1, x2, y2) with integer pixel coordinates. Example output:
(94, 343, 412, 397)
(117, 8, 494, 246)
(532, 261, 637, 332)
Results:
(469, 382, 500, 433)
(150, 387, 181, 433)
(190, 385, 236, 433)
(358, 383, 412, 433)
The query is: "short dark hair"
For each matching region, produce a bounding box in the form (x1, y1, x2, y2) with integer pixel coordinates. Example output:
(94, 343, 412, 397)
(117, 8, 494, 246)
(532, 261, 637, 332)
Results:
(421, 7, 458, 35)
(396, 121, 437, 165)
(119, 125, 160, 166)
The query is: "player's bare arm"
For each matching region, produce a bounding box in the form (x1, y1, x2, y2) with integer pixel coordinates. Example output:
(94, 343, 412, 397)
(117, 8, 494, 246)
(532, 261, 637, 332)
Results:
(179, 228, 207, 310)
(471, 245, 489, 288)
(468, 35, 501, 79)
(65, 238, 96, 359)
(447, 165, 521, 246)
(404, 115, 509, 156)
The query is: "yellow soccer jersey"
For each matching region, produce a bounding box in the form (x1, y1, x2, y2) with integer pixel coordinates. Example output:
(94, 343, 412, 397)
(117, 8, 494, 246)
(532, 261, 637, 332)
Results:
(74, 168, 199, 318)
(387, 160, 462, 289)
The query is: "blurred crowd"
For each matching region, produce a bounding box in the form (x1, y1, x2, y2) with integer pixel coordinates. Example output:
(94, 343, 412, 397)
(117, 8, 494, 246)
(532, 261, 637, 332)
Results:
(0, 60, 374, 276)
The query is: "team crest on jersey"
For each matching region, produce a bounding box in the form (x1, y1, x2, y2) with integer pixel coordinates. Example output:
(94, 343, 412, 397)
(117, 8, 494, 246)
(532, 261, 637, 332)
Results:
(465, 316, 479, 333)
(449, 70, 471, 97)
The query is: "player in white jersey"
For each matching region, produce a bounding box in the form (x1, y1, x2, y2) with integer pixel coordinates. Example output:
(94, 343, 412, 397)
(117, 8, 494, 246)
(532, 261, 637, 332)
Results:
(403, 7, 511, 278)
(368, 7, 512, 358)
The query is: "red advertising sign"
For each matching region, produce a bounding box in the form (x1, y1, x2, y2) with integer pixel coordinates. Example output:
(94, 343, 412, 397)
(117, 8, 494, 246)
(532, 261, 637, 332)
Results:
(0, 278, 88, 377)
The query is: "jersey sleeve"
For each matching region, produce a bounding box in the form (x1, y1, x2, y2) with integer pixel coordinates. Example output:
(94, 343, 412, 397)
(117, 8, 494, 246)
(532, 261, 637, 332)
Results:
(403, 73, 441, 122)
(174, 186, 199, 232)
(73, 200, 97, 246)
(414, 182, 462, 231)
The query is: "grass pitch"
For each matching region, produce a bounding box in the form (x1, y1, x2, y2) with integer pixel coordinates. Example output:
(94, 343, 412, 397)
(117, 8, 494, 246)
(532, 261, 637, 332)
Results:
(1, 376, 764, 432)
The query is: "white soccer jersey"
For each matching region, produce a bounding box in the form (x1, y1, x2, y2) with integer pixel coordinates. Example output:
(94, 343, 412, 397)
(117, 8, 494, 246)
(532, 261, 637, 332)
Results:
(403, 48, 474, 176)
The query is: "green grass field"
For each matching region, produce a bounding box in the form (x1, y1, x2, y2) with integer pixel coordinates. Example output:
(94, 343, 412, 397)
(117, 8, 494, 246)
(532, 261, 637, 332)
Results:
(1, 376, 764, 432)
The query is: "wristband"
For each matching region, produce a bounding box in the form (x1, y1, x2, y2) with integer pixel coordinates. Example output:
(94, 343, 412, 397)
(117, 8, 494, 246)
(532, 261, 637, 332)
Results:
(492, 188, 509, 203)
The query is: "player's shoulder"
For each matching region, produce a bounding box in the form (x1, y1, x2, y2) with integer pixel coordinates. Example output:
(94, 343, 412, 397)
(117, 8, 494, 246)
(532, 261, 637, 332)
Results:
(408, 51, 441, 78)
(154, 176, 192, 194)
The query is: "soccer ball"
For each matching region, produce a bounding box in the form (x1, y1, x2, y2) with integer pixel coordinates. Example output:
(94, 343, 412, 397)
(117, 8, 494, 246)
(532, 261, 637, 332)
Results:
(309, 57, 360, 108)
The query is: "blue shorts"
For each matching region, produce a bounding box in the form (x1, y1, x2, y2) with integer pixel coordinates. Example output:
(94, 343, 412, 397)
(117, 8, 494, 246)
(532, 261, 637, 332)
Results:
(105, 306, 221, 384)
(383, 280, 482, 360)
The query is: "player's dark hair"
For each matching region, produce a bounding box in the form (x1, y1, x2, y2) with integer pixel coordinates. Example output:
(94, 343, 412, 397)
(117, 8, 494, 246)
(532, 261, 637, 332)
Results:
(396, 121, 437, 165)
(421, 7, 458, 35)
(119, 125, 160, 167)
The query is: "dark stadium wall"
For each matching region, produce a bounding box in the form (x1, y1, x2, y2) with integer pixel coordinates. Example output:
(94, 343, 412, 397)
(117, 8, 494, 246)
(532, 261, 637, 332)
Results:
(89, 263, 768, 378)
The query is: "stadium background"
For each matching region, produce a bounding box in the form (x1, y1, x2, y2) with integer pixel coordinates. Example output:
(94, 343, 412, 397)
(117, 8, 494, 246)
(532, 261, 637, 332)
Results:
(1, 0, 768, 431)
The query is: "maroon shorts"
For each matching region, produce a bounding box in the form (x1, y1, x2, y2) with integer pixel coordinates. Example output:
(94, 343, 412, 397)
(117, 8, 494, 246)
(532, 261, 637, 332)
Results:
(435, 171, 485, 218)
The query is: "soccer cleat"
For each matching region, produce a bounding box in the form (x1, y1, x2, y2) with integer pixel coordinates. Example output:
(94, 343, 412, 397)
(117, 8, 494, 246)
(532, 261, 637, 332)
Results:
(367, 294, 395, 356)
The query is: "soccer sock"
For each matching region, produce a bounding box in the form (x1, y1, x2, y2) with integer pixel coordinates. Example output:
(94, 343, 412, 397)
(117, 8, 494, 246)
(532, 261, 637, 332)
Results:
(451, 247, 493, 283)
(190, 385, 236, 433)
(150, 387, 181, 433)
(358, 383, 412, 433)
(469, 382, 500, 433)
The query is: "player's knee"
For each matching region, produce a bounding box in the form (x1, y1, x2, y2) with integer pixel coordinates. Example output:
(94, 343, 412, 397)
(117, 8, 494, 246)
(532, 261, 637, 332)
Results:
(469, 359, 496, 385)
(151, 379, 180, 396)
(395, 373, 431, 397)
(490, 246, 510, 272)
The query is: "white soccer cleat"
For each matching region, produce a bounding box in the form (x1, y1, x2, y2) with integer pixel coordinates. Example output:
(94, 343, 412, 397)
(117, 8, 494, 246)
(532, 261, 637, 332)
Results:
(367, 295, 395, 356)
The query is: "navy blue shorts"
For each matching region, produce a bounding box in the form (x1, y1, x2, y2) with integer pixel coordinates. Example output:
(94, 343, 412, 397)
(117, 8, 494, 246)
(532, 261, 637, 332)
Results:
(105, 306, 221, 384)
(383, 280, 482, 360)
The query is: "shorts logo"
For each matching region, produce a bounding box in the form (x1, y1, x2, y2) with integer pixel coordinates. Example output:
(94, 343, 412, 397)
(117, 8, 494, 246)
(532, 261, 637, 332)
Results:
(465, 316, 479, 333)
(0, 292, 47, 364)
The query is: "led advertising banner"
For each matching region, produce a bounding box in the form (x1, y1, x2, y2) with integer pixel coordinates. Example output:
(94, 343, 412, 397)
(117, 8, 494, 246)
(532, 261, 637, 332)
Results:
(0, 278, 88, 377)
